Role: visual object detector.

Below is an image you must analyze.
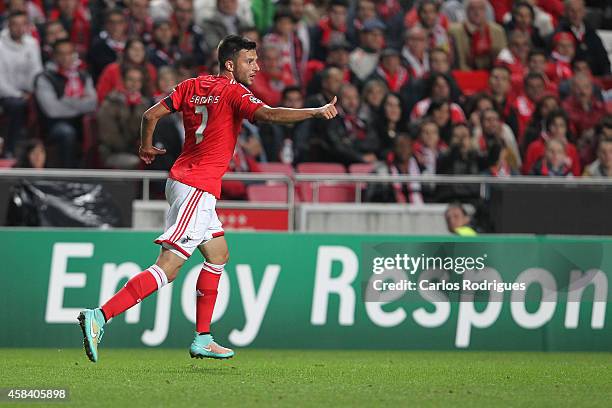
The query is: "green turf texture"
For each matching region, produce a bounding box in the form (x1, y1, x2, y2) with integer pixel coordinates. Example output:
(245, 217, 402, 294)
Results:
(1, 349, 611, 407)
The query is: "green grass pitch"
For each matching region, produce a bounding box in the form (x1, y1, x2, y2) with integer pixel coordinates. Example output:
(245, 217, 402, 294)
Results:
(1, 349, 611, 407)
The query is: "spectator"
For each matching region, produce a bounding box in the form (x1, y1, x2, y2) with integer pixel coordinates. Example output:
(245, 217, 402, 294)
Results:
(401, 26, 430, 80)
(530, 138, 573, 177)
(153, 65, 178, 102)
(373, 92, 407, 154)
(200, 0, 250, 61)
(48, 0, 91, 57)
(365, 133, 424, 204)
(305, 83, 379, 165)
(286, 0, 311, 66)
(126, 0, 154, 44)
(263, 7, 305, 83)
(13, 138, 46, 168)
(304, 38, 355, 96)
(0, 11, 42, 159)
(359, 78, 388, 125)
(486, 65, 519, 135)
(175, 54, 199, 82)
(147, 19, 181, 68)
(437, 122, 482, 200)
(87, 9, 127, 82)
(371, 48, 410, 93)
(173, 0, 208, 66)
(97, 38, 157, 104)
(483, 139, 519, 176)
(583, 136, 612, 178)
(495, 30, 531, 89)
(413, 119, 447, 177)
(400, 47, 462, 115)
(347, 0, 377, 46)
(427, 99, 456, 144)
(448, 0, 507, 70)
(518, 0, 555, 37)
(96, 67, 152, 169)
(250, 44, 295, 107)
(556, 0, 610, 76)
(259, 86, 305, 163)
(445, 202, 478, 236)
(410, 73, 465, 122)
(41, 20, 69, 63)
(194, 0, 254, 28)
(503, 1, 545, 49)
(558, 56, 604, 101)
(523, 109, 580, 175)
(526, 49, 558, 95)
(546, 32, 575, 85)
(473, 108, 521, 167)
(512, 71, 547, 144)
(522, 94, 560, 152)
(562, 73, 607, 139)
(348, 18, 385, 82)
(310, 0, 349, 61)
(410, 0, 451, 53)
(34, 39, 97, 168)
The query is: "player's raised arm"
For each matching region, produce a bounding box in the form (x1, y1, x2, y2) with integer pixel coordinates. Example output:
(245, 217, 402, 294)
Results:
(253, 96, 338, 124)
(139, 101, 171, 164)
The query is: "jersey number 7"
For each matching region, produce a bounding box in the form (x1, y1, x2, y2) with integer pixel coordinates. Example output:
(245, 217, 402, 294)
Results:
(194, 105, 209, 144)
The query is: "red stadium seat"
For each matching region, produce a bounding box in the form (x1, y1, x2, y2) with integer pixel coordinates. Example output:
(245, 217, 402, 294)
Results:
(452, 70, 490, 96)
(297, 162, 354, 202)
(318, 185, 356, 203)
(296, 162, 346, 173)
(258, 162, 294, 177)
(0, 158, 16, 168)
(247, 184, 288, 202)
(349, 163, 375, 174)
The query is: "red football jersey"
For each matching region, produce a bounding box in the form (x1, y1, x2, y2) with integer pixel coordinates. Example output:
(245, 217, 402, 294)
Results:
(161, 74, 265, 198)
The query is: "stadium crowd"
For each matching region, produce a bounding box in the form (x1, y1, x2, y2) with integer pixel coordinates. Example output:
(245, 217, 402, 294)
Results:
(0, 0, 611, 202)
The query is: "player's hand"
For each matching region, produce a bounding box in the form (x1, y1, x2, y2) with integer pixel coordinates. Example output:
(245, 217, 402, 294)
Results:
(139, 145, 166, 165)
(314, 96, 338, 120)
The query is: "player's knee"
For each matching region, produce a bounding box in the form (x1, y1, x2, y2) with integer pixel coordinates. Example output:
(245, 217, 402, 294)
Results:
(207, 250, 229, 266)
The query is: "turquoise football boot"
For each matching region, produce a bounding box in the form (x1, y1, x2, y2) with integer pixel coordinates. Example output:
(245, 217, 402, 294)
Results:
(77, 308, 105, 363)
(190, 333, 234, 359)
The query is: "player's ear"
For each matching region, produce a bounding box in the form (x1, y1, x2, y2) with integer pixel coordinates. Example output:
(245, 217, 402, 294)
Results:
(225, 59, 234, 72)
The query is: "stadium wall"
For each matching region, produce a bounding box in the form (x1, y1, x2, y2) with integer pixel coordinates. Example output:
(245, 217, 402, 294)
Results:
(0, 229, 610, 351)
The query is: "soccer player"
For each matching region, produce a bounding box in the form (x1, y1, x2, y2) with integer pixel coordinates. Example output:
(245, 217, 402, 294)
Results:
(78, 35, 338, 362)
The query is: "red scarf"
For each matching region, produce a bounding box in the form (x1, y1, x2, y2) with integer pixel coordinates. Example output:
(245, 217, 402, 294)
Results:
(375, 65, 409, 92)
(466, 23, 492, 66)
(58, 67, 85, 98)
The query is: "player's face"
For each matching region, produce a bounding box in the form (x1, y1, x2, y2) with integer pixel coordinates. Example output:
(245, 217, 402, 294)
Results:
(233, 49, 260, 86)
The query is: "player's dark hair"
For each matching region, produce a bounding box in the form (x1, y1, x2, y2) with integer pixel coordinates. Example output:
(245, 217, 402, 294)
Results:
(217, 35, 257, 72)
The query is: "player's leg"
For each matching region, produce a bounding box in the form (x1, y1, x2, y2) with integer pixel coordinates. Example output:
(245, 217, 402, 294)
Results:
(190, 214, 234, 359)
(78, 249, 185, 363)
(78, 179, 196, 362)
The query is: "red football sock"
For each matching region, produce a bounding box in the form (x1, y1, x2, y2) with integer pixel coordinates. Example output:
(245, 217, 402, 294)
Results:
(196, 262, 224, 333)
(101, 265, 168, 320)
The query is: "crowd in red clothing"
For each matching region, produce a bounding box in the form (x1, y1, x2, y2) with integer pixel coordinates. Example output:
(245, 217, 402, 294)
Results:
(0, 0, 611, 194)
